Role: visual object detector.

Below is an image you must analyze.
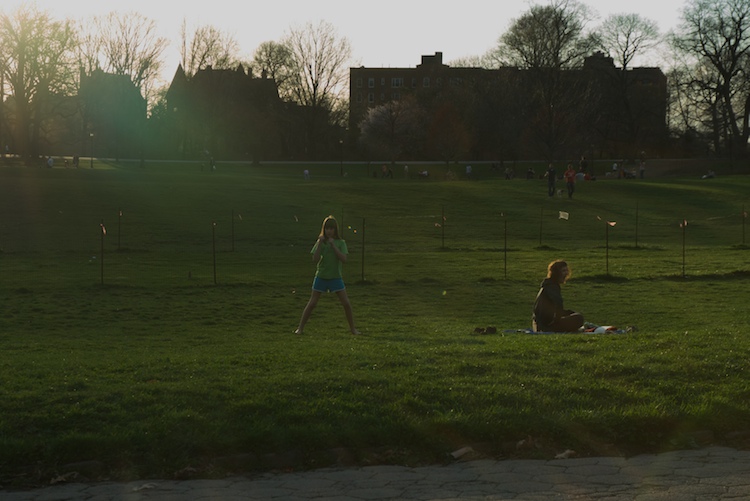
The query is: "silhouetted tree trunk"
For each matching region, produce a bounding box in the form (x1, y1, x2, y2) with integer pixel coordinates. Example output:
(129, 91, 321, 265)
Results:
(283, 20, 352, 159)
(672, 0, 750, 158)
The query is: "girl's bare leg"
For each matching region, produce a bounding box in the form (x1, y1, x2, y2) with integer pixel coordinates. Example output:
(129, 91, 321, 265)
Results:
(336, 289, 360, 334)
(295, 291, 321, 334)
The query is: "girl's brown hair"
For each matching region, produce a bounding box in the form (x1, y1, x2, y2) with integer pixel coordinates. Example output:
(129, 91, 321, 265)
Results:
(547, 260, 571, 283)
(319, 215, 340, 239)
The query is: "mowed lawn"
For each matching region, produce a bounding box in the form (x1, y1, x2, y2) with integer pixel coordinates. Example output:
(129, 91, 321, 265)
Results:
(1, 159, 749, 484)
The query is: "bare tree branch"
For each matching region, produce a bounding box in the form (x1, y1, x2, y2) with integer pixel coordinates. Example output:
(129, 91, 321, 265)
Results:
(91, 11, 168, 101)
(671, 0, 750, 156)
(179, 19, 240, 77)
(282, 20, 352, 157)
(599, 13, 660, 70)
(283, 20, 352, 110)
(253, 40, 294, 96)
(496, 0, 596, 70)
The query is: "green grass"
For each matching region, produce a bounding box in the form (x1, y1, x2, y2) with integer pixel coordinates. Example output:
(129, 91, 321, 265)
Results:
(1, 159, 749, 485)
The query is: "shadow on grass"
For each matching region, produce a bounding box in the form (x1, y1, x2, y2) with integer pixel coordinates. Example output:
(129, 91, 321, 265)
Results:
(478, 277, 499, 283)
(612, 244, 666, 251)
(663, 270, 750, 281)
(87, 283, 145, 291)
(87, 281, 275, 291)
(438, 247, 522, 252)
(114, 247, 151, 253)
(392, 277, 441, 286)
(604, 244, 745, 252)
(575, 274, 630, 283)
(576, 270, 750, 283)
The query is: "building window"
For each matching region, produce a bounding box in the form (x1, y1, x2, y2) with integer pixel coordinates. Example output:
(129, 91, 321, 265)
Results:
(368, 92, 374, 103)
(436, 77, 442, 87)
(391, 77, 403, 88)
(411, 78, 417, 88)
(392, 92, 401, 100)
(381, 77, 386, 86)
(423, 77, 430, 88)
(357, 78, 363, 88)
(357, 93, 363, 103)
(380, 93, 385, 101)
(368, 78, 374, 88)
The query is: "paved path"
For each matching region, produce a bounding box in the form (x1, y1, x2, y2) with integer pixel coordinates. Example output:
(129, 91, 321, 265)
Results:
(2, 446, 749, 500)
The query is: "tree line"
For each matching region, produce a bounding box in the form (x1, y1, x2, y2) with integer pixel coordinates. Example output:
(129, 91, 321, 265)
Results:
(1, 0, 748, 162)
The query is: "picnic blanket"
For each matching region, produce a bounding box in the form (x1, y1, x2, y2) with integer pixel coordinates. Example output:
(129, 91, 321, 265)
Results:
(472, 324, 635, 335)
(502, 325, 633, 335)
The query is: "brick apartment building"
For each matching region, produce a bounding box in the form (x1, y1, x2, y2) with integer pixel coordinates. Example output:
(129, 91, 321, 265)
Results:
(349, 52, 668, 161)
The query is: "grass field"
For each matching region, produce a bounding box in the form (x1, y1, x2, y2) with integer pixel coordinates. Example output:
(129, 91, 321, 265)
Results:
(1, 159, 749, 486)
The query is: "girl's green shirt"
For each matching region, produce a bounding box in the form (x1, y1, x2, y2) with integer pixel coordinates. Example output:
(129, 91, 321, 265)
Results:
(311, 239, 348, 279)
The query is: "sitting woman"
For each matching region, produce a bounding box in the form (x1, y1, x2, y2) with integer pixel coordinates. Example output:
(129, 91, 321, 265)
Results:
(532, 260, 584, 332)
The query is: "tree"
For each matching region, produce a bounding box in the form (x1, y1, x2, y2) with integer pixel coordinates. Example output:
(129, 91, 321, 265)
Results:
(74, 13, 161, 160)
(671, 0, 750, 158)
(464, 71, 526, 161)
(91, 12, 168, 102)
(597, 14, 662, 153)
(666, 62, 717, 156)
(493, 0, 598, 158)
(426, 101, 471, 166)
(75, 19, 101, 78)
(252, 40, 294, 98)
(358, 95, 424, 161)
(0, 4, 77, 161)
(496, 0, 596, 70)
(179, 20, 240, 77)
(598, 13, 660, 71)
(283, 20, 352, 158)
(449, 52, 502, 69)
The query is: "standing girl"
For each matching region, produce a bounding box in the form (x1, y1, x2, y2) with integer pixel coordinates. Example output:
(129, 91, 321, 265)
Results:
(295, 215, 360, 335)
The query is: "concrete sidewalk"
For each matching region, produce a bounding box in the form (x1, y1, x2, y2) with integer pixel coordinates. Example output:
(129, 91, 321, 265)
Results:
(2, 446, 749, 500)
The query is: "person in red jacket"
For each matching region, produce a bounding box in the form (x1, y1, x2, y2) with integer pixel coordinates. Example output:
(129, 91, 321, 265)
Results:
(564, 162, 577, 198)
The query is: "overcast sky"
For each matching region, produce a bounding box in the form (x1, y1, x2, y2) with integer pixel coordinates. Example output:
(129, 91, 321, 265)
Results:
(10, 0, 687, 84)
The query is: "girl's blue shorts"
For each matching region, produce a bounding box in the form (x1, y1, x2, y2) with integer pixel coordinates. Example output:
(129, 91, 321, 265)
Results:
(312, 277, 346, 293)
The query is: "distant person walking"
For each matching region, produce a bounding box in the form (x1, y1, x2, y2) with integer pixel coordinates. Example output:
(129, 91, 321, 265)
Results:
(639, 161, 646, 179)
(295, 215, 360, 335)
(546, 164, 556, 197)
(564, 163, 576, 198)
(639, 151, 646, 179)
(579, 155, 588, 174)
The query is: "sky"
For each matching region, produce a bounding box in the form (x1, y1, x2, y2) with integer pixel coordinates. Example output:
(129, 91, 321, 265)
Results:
(9, 0, 688, 85)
